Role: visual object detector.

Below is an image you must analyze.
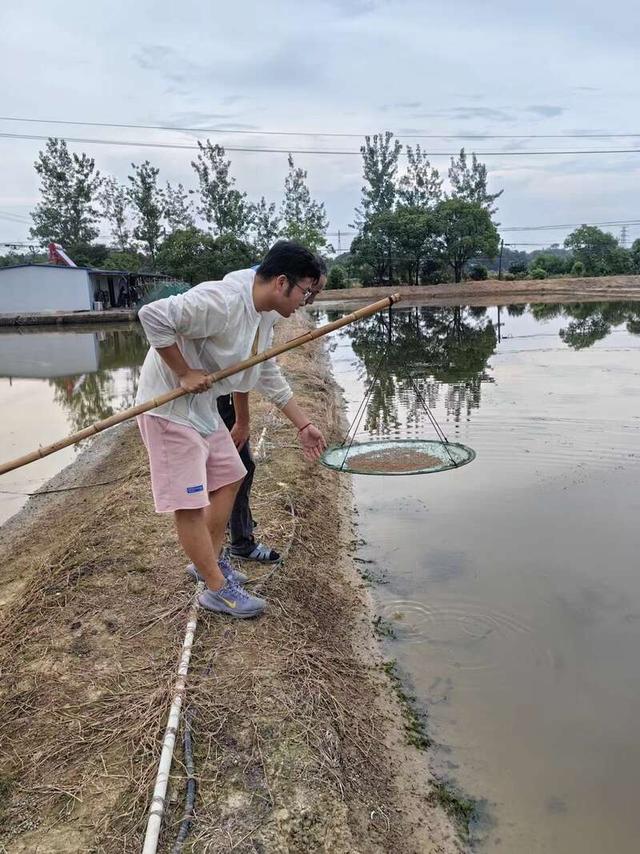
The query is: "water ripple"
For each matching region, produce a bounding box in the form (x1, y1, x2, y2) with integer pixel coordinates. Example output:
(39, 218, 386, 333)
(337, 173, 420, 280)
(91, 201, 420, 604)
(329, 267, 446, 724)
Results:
(380, 597, 531, 669)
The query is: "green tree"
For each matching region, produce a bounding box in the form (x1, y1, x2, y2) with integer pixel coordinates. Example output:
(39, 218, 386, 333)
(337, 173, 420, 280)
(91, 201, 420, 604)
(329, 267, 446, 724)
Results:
(448, 148, 502, 216)
(529, 252, 568, 276)
(508, 261, 528, 276)
(564, 225, 622, 276)
(127, 161, 166, 263)
(30, 138, 102, 246)
(165, 182, 194, 231)
(204, 234, 257, 280)
(355, 131, 402, 225)
(348, 230, 387, 285)
(434, 199, 500, 283)
(350, 210, 398, 283)
(156, 228, 257, 283)
(391, 205, 438, 285)
(100, 176, 131, 251)
(102, 249, 145, 273)
(326, 265, 347, 289)
(280, 154, 328, 252)
(252, 196, 280, 256)
(630, 238, 640, 273)
(397, 145, 442, 209)
(156, 227, 215, 283)
(191, 140, 252, 236)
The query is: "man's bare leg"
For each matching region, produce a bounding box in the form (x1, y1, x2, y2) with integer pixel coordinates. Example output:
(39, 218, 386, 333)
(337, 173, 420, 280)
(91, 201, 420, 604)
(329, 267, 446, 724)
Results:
(203, 480, 242, 555)
(175, 478, 243, 590)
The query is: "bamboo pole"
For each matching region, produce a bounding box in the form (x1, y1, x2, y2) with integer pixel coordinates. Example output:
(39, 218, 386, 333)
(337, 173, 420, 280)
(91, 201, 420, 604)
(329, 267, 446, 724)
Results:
(0, 293, 401, 477)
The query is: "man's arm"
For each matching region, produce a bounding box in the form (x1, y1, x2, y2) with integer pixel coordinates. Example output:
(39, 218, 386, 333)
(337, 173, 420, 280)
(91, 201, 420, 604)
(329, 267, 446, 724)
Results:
(231, 391, 251, 449)
(280, 398, 327, 462)
(155, 343, 213, 393)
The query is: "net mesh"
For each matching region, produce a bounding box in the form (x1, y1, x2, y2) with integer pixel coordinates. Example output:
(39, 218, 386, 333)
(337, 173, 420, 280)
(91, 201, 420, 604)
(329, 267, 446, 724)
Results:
(320, 439, 475, 476)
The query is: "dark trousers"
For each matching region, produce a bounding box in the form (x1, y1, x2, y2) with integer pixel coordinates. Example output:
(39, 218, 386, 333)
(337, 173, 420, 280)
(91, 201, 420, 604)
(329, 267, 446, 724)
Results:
(217, 395, 255, 552)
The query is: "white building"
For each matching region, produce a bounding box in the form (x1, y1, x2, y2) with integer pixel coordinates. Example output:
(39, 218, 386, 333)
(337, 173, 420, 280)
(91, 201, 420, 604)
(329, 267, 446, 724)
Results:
(0, 264, 131, 314)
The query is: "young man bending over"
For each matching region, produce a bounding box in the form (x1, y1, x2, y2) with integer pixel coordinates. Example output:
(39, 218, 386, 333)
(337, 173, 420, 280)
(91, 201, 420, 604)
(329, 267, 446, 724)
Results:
(135, 241, 327, 618)
(217, 256, 327, 564)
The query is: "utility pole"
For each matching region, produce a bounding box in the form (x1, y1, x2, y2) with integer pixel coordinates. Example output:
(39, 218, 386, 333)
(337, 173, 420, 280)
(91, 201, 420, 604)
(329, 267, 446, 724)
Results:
(620, 225, 628, 248)
(498, 239, 504, 280)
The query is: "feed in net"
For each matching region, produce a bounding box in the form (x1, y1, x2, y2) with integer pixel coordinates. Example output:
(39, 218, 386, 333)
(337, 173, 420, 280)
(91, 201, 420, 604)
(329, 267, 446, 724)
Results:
(321, 439, 475, 476)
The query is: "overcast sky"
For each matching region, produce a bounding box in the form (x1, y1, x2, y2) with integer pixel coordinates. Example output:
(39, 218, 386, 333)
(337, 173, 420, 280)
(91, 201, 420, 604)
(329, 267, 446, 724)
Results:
(1, 0, 639, 252)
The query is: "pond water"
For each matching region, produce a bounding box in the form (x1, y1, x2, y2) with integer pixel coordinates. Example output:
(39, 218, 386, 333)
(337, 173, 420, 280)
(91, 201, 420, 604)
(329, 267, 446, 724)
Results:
(0, 324, 148, 525)
(319, 301, 640, 853)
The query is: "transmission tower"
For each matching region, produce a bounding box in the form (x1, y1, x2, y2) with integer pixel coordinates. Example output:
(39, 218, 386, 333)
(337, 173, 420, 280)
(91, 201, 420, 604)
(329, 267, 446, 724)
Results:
(620, 225, 628, 248)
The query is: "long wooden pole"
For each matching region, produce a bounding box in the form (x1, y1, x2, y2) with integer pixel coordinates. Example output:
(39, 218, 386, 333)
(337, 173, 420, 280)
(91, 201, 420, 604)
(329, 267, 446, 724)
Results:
(0, 293, 401, 477)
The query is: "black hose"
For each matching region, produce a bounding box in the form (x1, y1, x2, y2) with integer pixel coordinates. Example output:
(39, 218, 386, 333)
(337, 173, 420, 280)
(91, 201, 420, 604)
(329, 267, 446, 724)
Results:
(171, 707, 197, 853)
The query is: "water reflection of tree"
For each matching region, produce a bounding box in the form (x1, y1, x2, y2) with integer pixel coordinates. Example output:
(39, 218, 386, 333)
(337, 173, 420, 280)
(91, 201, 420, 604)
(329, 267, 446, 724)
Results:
(344, 307, 497, 435)
(49, 328, 148, 435)
(553, 302, 640, 350)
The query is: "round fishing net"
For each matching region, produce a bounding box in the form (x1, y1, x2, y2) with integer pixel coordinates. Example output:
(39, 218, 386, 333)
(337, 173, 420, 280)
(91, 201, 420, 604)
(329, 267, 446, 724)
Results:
(320, 439, 475, 476)
(321, 305, 476, 477)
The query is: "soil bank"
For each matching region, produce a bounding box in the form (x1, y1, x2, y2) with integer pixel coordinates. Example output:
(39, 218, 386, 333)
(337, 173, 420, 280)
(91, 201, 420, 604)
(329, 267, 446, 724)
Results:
(315, 274, 640, 308)
(0, 314, 464, 853)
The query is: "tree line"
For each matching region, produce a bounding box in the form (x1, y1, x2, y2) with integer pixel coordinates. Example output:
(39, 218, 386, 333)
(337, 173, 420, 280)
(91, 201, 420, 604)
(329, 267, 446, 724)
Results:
(6, 139, 328, 282)
(2, 132, 640, 287)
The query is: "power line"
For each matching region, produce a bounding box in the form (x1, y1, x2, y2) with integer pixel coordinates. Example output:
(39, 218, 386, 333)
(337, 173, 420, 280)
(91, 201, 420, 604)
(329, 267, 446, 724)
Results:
(3, 217, 639, 241)
(0, 211, 31, 224)
(1, 130, 640, 158)
(502, 218, 640, 232)
(2, 115, 640, 141)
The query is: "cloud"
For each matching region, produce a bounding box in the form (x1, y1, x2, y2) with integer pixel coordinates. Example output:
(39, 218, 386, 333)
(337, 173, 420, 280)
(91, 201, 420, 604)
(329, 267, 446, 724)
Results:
(133, 39, 326, 95)
(323, 0, 380, 16)
(526, 105, 566, 117)
(416, 106, 515, 122)
(163, 111, 246, 127)
(378, 101, 422, 112)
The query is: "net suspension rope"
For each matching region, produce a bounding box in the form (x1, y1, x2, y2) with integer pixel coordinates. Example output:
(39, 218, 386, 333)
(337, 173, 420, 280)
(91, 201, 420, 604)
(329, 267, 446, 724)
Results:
(339, 306, 460, 471)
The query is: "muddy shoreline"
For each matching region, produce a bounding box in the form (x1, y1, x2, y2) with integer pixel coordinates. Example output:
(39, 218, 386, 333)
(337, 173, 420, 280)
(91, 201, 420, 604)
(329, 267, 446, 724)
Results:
(0, 315, 463, 852)
(316, 274, 640, 308)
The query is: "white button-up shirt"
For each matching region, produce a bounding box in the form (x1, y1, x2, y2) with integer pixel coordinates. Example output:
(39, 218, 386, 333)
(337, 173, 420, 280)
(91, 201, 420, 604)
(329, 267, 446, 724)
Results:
(135, 268, 292, 435)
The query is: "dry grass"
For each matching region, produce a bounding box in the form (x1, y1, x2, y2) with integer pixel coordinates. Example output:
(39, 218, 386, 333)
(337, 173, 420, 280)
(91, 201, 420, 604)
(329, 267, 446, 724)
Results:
(0, 315, 461, 854)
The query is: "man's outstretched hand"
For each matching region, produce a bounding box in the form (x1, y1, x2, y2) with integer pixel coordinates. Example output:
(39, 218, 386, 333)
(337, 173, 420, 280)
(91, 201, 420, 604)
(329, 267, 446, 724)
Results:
(299, 423, 327, 462)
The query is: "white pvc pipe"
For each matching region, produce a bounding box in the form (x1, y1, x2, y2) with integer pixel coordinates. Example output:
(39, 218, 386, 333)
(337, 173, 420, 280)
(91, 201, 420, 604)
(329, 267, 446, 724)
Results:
(254, 426, 268, 461)
(142, 589, 201, 854)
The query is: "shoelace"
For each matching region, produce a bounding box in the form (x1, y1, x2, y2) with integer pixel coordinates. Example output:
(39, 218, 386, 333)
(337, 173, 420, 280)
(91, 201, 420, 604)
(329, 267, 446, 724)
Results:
(224, 580, 251, 602)
(219, 557, 235, 575)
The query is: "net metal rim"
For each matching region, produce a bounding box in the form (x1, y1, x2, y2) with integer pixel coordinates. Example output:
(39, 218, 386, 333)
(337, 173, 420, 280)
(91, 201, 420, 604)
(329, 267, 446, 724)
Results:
(320, 439, 476, 476)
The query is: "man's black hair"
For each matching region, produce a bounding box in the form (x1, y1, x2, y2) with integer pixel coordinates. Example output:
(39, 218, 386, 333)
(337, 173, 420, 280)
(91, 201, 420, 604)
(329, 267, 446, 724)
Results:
(314, 253, 327, 276)
(256, 240, 323, 287)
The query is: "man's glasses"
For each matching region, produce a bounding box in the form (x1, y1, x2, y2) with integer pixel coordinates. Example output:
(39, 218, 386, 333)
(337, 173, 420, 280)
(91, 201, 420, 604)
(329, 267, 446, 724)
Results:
(289, 279, 319, 305)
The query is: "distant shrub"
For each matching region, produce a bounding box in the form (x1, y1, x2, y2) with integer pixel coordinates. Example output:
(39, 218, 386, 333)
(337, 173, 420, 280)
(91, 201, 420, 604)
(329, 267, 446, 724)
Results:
(502, 272, 516, 281)
(469, 264, 488, 281)
(326, 266, 348, 289)
(509, 262, 528, 275)
(530, 267, 547, 280)
(571, 260, 585, 276)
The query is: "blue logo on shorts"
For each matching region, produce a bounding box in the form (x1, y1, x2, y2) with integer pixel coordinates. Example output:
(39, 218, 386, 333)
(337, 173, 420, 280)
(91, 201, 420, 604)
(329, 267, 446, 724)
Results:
(186, 484, 204, 494)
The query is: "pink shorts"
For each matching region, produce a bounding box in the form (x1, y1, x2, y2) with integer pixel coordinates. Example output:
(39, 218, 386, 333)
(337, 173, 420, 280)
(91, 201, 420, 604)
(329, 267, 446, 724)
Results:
(137, 414, 246, 513)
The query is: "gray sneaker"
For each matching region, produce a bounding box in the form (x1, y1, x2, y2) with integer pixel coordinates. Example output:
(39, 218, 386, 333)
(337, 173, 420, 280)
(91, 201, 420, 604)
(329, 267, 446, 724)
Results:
(198, 582, 266, 618)
(185, 556, 248, 585)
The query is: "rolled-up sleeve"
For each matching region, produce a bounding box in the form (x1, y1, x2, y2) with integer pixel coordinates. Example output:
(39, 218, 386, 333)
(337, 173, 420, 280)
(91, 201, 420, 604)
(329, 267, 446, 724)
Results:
(255, 357, 293, 408)
(138, 285, 229, 348)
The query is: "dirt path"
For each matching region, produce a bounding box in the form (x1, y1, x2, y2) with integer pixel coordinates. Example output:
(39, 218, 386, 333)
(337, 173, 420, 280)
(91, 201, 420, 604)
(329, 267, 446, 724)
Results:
(0, 315, 464, 853)
(316, 274, 640, 307)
